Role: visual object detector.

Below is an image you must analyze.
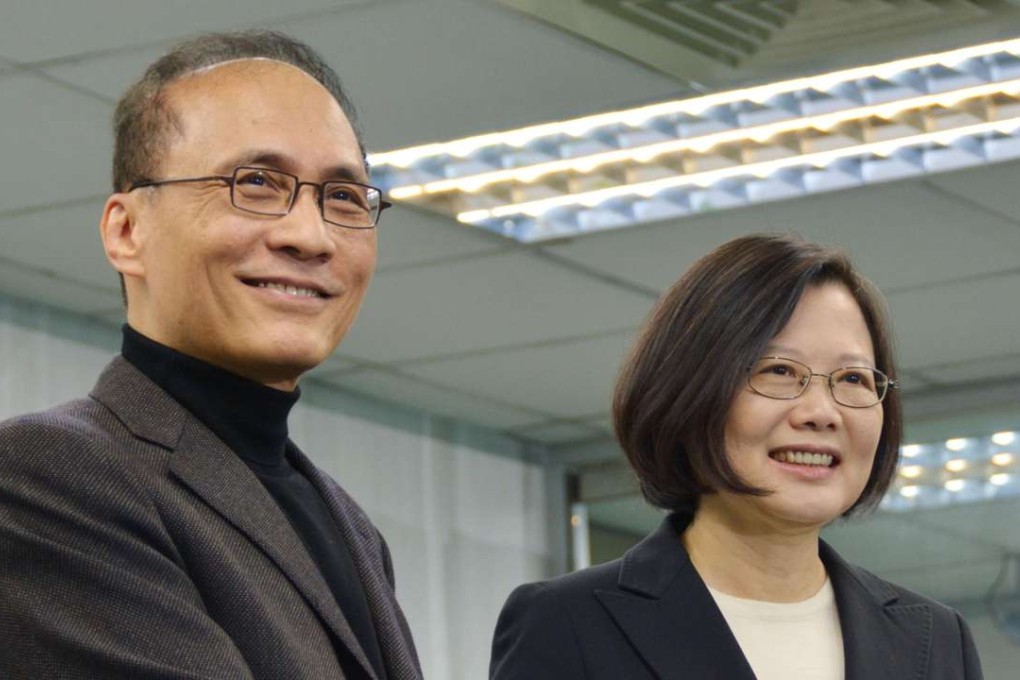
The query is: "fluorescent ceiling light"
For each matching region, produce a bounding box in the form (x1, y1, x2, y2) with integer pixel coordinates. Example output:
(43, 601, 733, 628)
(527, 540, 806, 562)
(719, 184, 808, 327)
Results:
(371, 38, 1020, 242)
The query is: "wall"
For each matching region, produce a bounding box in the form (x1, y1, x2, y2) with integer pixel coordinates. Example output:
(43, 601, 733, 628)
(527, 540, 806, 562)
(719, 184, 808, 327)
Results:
(0, 293, 555, 680)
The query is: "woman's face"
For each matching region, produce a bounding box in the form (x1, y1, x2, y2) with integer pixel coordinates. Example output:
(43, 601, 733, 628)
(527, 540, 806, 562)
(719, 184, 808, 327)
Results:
(706, 282, 885, 532)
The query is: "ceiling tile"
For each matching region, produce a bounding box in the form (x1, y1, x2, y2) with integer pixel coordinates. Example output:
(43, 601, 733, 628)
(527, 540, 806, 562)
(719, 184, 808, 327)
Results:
(404, 331, 636, 418)
(279, 0, 684, 150)
(0, 0, 371, 63)
(340, 252, 654, 362)
(0, 199, 113, 291)
(323, 367, 541, 430)
(544, 178, 1020, 295)
(39, 45, 167, 101)
(888, 272, 1020, 370)
(375, 204, 508, 272)
(926, 159, 1020, 230)
(0, 73, 112, 213)
(913, 354, 1020, 387)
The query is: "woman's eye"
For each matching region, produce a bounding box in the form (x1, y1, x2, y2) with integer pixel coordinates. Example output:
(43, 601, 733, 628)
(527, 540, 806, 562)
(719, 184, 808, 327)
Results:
(760, 362, 797, 377)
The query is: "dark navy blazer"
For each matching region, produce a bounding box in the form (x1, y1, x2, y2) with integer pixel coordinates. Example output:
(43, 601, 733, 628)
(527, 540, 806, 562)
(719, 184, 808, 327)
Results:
(491, 513, 982, 680)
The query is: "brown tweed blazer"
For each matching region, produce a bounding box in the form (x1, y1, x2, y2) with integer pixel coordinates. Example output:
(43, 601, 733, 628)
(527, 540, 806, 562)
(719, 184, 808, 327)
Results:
(0, 357, 422, 680)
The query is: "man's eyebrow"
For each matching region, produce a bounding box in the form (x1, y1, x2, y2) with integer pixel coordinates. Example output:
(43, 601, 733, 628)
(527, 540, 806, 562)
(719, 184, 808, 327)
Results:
(222, 150, 367, 182)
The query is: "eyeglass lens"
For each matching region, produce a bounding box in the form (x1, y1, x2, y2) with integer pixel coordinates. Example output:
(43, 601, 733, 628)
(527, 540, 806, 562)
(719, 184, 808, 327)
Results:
(749, 357, 888, 407)
(231, 167, 380, 228)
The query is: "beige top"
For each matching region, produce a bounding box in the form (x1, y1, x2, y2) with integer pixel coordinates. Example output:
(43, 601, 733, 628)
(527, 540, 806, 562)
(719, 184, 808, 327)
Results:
(707, 578, 844, 680)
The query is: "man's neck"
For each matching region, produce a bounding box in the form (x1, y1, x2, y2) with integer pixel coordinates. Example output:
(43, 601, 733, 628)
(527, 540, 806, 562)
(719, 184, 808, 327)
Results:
(120, 324, 298, 467)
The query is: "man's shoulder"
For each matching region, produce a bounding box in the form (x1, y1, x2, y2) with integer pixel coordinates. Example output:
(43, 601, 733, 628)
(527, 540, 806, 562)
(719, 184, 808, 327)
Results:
(0, 396, 111, 448)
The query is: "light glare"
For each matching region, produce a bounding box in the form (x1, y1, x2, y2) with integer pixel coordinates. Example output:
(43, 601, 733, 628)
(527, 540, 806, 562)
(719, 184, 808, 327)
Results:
(899, 465, 924, 479)
(992, 431, 1017, 446)
(945, 438, 969, 451)
(992, 453, 1015, 467)
(900, 485, 921, 498)
(945, 459, 968, 473)
(901, 444, 924, 458)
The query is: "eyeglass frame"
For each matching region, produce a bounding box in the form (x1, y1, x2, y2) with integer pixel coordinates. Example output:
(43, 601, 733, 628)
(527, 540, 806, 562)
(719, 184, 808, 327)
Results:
(128, 165, 392, 230)
(746, 355, 898, 408)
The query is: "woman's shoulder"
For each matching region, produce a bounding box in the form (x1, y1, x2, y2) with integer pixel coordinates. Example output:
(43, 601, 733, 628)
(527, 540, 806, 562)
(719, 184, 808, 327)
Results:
(506, 557, 626, 607)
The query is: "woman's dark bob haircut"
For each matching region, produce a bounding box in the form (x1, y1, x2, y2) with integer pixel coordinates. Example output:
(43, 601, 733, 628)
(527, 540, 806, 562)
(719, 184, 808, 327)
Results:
(613, 233, 901, 517)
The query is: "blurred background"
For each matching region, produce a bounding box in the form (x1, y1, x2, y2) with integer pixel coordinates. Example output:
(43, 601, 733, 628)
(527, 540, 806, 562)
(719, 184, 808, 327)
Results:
(2, 1, 1020, 677)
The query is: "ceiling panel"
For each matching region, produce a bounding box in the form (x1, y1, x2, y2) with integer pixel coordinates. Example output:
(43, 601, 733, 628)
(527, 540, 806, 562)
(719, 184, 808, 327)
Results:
(279, 0, 684, 149)
(928, 157, 1020, 225)
(888, 272, 1020, 370)
(375, 204, 508, 273)
(403, 330, 635, 418)
(0, 0, 370, 63)
(340, 251, 654, 362)
(38, 45, 166, 103)
(0, 73, 112, 214)
(544, 175, 1020, 295)
(913, 354, 1020, 387)
(0, 200, 113, 297)
(323, 367, 542, 430)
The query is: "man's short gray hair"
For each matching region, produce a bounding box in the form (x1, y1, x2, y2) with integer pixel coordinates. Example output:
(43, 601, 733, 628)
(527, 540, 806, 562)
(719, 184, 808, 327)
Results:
(112, 30, 365, 192)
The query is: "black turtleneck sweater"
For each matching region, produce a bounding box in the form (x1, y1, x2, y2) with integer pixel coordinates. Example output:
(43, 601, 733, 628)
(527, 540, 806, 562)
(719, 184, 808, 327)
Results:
(121, 325, 386, 680)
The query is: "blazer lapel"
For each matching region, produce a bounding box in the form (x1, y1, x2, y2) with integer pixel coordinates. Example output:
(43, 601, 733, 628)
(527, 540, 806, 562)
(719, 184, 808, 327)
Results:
(93, 358, 379, 680)
(290, 448, 422, 680)
(596, 515, 757, 680)
(822, 541, 932, 680)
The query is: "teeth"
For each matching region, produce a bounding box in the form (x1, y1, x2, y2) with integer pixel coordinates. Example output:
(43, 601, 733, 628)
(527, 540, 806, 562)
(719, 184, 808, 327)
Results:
(771, 450, 835, 467)
(255, 281, 321, 298)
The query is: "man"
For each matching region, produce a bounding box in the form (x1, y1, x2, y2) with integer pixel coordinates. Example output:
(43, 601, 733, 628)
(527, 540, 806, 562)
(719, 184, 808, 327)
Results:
(0, 31, 420, 680)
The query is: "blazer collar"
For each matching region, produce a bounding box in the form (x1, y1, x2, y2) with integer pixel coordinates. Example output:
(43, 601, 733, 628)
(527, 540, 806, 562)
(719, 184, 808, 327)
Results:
(91, 357, 383, 680)
(291, 447, 423, 680)
(596, 513, 757, 680)
(821, 540, 932, 680)
(597, 513, 931, 680)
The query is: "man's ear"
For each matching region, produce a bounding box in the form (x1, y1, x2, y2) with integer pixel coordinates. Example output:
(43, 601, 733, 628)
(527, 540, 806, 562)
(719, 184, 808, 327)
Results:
(99, 193, 147, 278)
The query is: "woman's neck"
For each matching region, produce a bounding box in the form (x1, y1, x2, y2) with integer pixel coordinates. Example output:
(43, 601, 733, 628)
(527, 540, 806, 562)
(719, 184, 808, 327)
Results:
(682, 499, 827, 603)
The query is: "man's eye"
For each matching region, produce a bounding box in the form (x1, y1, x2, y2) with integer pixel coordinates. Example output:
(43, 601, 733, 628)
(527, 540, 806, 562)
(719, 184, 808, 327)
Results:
(238, 171, 269, 186)
(327, 187, 354, 202)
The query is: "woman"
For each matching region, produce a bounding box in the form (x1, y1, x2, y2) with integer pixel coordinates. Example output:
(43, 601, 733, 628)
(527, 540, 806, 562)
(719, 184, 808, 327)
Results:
(490, 234, 982, 679)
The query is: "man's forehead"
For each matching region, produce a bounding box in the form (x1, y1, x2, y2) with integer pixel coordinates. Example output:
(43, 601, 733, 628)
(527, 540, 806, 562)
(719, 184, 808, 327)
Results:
(177, 57, 327, 89)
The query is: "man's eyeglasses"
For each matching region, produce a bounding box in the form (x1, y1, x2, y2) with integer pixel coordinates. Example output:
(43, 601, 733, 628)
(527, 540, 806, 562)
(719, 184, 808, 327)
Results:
(129, 166, 391, 230)
(747, 356, 897, 408)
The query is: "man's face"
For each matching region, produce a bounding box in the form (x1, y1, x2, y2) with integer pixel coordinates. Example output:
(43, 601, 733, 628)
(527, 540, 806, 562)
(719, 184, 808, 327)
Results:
(117, 60, 375, 390)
